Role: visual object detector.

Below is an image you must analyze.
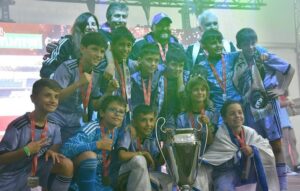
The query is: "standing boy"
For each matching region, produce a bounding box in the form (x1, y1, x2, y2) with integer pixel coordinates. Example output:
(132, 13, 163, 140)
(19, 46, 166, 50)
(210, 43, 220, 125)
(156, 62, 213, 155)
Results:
(49, 32, 107, 142)
(233, 28, 295, 191)
(130, 43, 162, 110)
(0, 79, 73, 191)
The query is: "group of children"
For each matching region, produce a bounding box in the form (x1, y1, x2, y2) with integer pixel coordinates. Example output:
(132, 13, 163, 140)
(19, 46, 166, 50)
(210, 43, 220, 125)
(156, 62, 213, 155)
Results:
(0, 3, 296, 191)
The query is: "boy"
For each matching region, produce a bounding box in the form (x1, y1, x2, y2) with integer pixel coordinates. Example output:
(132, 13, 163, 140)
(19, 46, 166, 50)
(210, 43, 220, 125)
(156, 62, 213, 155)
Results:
(111, 104, 173, 191)
(49, 32, 107, 142)
(195, 29, 241, 125)
(130, 43, 162, 110)
(92, 26, 135, 125)
(60, 95, 126, 191)
(233, 28, 295, 191)
(0, 79, 73, 191)
(158, 43, 186, 119)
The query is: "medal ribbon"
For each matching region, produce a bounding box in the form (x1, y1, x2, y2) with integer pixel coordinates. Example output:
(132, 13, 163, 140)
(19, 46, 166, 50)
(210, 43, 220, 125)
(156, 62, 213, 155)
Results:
(234, 127, 246, 148)
(100, 122, 114, 177)
(157, 43, 168, 63)
(142, 75, 152, 105)
(209, 55, 226, 95)
(114, 61, 126, 99)
(189, 108, 205, 129)
(29, 112, 48, 176)
(79, 65, 93, 115)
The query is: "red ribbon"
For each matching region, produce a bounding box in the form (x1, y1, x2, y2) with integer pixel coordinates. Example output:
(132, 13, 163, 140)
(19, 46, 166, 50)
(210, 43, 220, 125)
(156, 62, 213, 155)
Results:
(209, 55, 226, 95)
(79, 65, 93, 115)
(29, 112, 48, 176)
(100, 122, 114, 177)
(157, 43, 168, 63)
(114, 61, 126, 99)
(142, 76, 152, 105)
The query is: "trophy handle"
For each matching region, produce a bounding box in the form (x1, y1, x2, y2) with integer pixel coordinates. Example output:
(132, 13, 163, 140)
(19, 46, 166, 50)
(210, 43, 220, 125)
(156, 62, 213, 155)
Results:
(154, 117, 176, 179)
(195, 116, 203, 132)
(156, 116, 167, 133)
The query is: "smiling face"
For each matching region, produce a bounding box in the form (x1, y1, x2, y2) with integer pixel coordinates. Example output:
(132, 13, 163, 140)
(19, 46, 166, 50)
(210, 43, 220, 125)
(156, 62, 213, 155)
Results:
(84, 16, 99, 34)
(223, 103, 244, 131)
(133, 112, 155, 139)
(31, 87, 60, 114)
(100, 101, 126, 129)
(190, 84, 208, 104)
(203, 38, 223, 60)
(112, 37, 133, 62)
(80, 44, 105, 70)
(152, 19, 172, 43)
(109, 9, 128, 30)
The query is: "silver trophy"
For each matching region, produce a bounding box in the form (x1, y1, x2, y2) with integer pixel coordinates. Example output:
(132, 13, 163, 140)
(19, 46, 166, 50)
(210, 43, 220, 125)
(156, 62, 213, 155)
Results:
(155, 117, 207, 191)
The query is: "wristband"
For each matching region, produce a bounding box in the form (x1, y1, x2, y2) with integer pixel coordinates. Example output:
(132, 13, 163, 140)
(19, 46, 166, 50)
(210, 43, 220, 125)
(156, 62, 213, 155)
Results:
(23, 146, 31, 157)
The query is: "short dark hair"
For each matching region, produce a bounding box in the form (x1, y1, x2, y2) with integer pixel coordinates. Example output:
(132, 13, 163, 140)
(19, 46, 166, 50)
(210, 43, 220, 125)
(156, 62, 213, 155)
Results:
(236, 28, 258, 49)
(80, 32, 108, 49)
(220, 100, 242, 118)
(132, 104, 155, 120)
(111, 26, 135, 45)
(166, 43, 186, 64)
(32, 78, 62, 96)
(106, 2, 128, 21)
(72, 12, 99, 34)
(98, 95, 126, 112)
(138, 43, 160, 58)
(201, 29, 223, 46)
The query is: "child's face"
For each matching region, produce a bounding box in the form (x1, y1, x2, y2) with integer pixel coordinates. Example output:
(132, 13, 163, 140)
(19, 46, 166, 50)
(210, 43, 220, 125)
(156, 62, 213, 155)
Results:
(32, 87, 60, 113)
(100, 101, 125, 128)
(133, 112, 155, 138)
(138, 53, 160, 76)
(203, 38, 223, 59)
(112, 38, 133, 62)
(166, 61, 184, 79)
(81, 44, 105, 68)
(191, 84, 207, 104)
(239, 40, 256, 59)
(223, 103, 244, 130)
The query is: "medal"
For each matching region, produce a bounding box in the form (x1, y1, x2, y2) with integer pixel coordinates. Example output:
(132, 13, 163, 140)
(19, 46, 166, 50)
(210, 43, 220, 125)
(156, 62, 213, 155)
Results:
(27, 176, 39, 188)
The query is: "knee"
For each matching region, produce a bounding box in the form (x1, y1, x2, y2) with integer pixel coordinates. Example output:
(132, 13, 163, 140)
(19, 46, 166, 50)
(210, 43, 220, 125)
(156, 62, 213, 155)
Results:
(74, 151, 97, 167)
(270, 140, 282, 154)
(59, 158, 74, 177)
(131, 155, 147, 169)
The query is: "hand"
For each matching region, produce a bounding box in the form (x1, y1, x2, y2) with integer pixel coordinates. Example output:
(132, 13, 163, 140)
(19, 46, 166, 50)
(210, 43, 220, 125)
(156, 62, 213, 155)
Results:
(97, 138, 113, 151)
(199, 115, 210, 125)
(141, 151, 155, 169)
(104, 44, 115, 80)
(27, 137, 48, 155)
(260, 53, 269, 61)
(267, 88, 284, 99)
(106, 79, 119, 93)
(241, 145, 253, 157)
(78, 72, 92, 86)
(45, 150, 66, 164)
